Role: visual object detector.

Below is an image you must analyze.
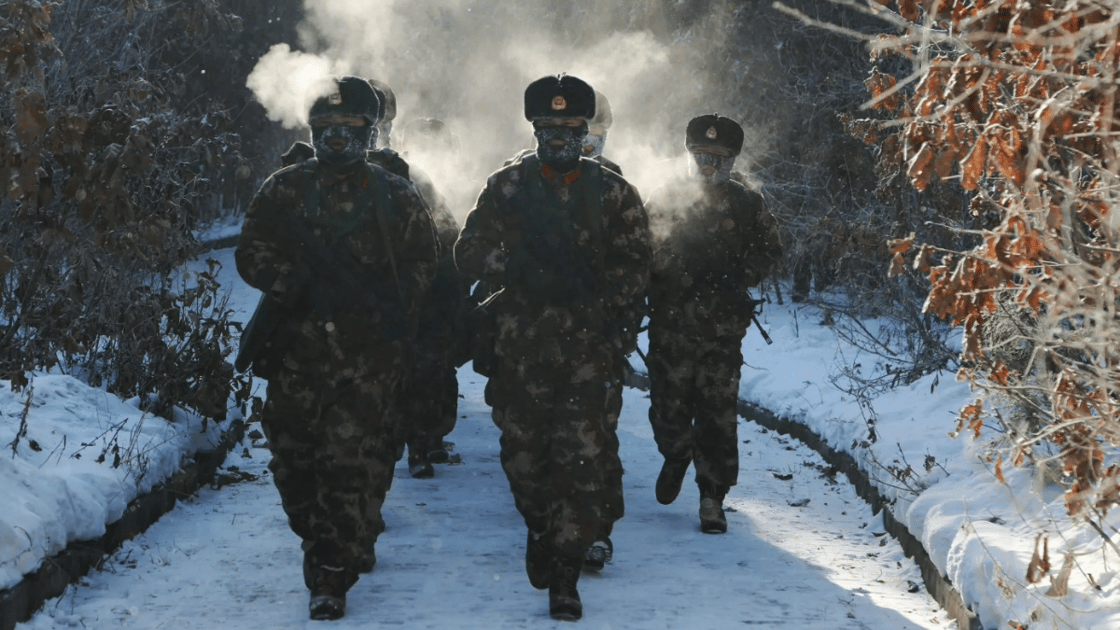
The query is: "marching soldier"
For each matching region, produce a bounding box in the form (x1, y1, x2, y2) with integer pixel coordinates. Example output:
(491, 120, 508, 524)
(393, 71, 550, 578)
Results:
(235, 76, 439, 620)
(645, 114, 782, 533)
(454, 74, 650, 621)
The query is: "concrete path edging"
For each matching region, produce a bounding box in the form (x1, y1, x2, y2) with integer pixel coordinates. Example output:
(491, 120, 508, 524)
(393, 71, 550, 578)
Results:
(735, 400, 983, 630)
(0, 419, 246, 630)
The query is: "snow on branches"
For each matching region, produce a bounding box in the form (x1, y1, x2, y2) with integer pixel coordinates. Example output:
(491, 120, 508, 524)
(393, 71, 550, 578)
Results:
(859, 0, 1120, 523)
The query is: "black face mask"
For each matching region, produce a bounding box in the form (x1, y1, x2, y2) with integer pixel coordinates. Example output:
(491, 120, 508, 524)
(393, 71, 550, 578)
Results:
(312, 124, 374, 165)
(691, 151, 734, 184)
(534, 123, 588, 171)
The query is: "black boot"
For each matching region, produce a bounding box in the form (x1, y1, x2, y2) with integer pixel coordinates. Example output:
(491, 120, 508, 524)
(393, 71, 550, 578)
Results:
(549, 555, 583, 621)
(408, 447, 434, 478)
(304, 560, 347, 620)
(655, 457, 691, 505)
(427, 438, 452, 464)
(303, 542, 351, 620)
(583, 534, 612, 572)
(309, 593, 346, 620)
(525, 530, 553, 590)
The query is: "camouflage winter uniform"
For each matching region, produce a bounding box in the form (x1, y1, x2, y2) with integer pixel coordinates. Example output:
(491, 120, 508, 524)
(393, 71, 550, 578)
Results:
(367, 148, 465, 470)
(454, 153, 650, 561)
(646, 176, 781, 500)
(235, 157, 438, 596)
(499, 148, 629, 533)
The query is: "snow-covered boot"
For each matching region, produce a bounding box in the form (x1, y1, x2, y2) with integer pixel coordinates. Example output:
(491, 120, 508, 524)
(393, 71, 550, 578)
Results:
(526, 530, 553, 589)
(699, 497, 727, 533)
(655, 457, 690, 505)
(309, 593, 346, 620)
(549, 555, 583, 621)
(583, 535, 612, 572)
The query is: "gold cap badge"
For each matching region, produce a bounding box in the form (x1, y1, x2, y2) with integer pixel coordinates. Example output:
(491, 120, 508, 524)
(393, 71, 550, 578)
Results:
(706, 126, 718, 140)
(328, 91, 342, 105)
(551, 95, 567, 111)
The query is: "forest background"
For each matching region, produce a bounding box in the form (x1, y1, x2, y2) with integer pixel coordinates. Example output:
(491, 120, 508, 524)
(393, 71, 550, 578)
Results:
(4, 1, 1120, 628)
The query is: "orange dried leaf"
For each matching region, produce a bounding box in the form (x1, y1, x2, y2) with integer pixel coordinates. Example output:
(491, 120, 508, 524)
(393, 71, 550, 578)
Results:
(960, 136, 987, 190)
(914, 245, 935, 273)
(908, 143, 936, 191)
(888, 233, 915, 255)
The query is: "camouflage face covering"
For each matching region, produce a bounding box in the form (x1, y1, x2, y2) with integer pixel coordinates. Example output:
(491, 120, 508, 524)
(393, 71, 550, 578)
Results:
(312, 123, 375, 165)
(691, 151, 734, 184)
(534, 123, 588, 171)
(583, 131, 607, 158)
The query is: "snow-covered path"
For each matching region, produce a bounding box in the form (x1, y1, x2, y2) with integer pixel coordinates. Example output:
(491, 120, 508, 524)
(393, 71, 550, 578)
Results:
(18, 248, 954, 629)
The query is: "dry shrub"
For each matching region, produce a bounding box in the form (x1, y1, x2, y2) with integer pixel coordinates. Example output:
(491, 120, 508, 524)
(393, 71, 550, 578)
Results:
(847, 0, 1120, 525)
(0, 0, 296, 419)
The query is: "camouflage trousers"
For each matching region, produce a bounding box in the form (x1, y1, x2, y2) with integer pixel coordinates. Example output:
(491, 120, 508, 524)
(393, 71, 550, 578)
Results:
(260, 363, 401, 595)
(646, 326, 743, 499)
(488, 335, 619, 560)
(600, 357, 626, 536)
(397, 349, 458, 455)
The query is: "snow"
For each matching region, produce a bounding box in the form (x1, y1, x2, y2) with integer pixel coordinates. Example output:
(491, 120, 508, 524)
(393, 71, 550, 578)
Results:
(3, 245, 1118, 629)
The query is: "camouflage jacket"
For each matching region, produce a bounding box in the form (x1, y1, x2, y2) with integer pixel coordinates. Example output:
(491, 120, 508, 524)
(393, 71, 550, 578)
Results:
(236, 158, 439, 370)
(647, 177, 782, 340)
(454, 155, 650, 354)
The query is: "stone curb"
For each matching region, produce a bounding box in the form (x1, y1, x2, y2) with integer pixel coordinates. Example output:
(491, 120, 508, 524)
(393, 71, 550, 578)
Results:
(734, 400, 983, 630)
(624, 368, 982, 629)
(0, 419, 246, 630)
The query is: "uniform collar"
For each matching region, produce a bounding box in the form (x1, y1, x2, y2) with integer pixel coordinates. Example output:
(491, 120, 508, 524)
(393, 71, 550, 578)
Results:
(540, 162, 581, 186)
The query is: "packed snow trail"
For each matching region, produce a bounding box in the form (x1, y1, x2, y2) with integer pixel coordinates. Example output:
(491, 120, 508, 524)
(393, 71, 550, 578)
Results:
(18, 248, 954, 629)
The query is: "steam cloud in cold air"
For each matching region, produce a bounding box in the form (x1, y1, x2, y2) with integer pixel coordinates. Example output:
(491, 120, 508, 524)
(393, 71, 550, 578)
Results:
(246, 0, 752, 220)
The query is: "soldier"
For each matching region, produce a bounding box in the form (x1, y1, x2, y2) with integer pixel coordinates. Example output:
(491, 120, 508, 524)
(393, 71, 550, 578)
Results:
(645, 114, 782, 533)
(281, 82, 466, 479)
(234, 75, 439, 620)
(495, 89, 629, 573)
(582, 89, 629, 572)
(368, 77, 397, 150)
(364, 85, 466, 479)
(454, 74, 650, 621)
(581, 90, 623, 175)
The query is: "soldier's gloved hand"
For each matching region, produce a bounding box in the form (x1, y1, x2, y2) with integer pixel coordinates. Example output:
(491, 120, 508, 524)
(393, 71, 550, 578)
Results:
(270, 262, 313, 310)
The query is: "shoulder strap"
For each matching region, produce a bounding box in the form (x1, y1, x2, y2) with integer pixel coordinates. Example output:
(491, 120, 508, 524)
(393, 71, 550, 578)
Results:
(301, 159, 321, 221)
(367, 163, 405, 305)
(578, 159, 607, 277)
